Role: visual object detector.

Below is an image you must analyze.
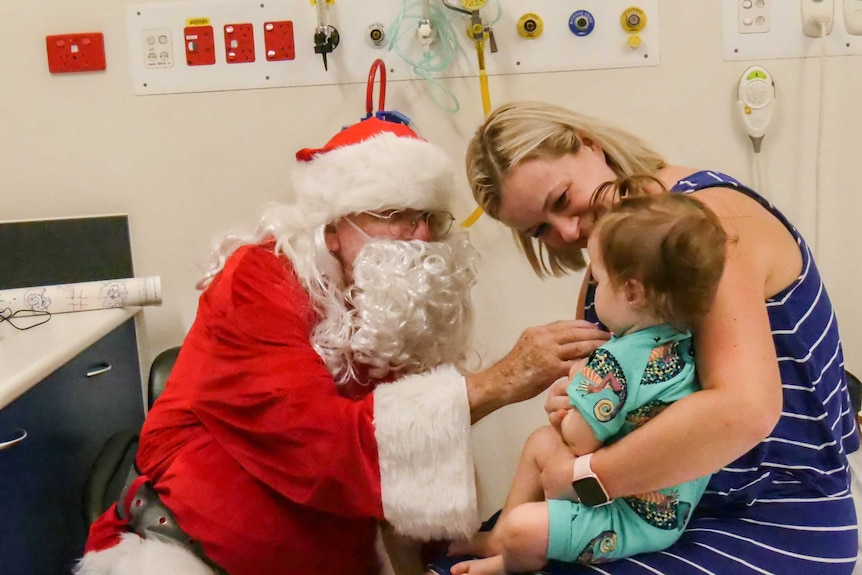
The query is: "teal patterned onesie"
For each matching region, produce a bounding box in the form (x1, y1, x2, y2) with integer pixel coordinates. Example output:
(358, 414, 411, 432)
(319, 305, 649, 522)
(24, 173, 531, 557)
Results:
(547, 324, 710, 564)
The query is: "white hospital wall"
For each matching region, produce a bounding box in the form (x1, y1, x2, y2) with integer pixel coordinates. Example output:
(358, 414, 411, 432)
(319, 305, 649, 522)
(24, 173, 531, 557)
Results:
(1, 1, 859, 519)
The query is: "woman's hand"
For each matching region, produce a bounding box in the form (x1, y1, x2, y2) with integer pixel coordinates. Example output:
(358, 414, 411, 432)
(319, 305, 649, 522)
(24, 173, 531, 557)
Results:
(465, 320, 609, 422)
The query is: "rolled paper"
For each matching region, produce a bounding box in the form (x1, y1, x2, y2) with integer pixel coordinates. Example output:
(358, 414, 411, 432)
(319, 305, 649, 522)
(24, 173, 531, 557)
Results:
(0, 277, 161, 315)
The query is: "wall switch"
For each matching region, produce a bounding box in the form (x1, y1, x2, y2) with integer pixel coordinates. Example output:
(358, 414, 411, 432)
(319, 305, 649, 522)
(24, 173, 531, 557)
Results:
(224, 23, 255, 63)
(263, 20, 296, 61)
(801, 0, 834, 37)
(46, 32, 106, 73)
(845, 0, 862, 34)
(184, 25, 216, 66)
(738, 0, 770, 34)
(142, 28, 174, 69)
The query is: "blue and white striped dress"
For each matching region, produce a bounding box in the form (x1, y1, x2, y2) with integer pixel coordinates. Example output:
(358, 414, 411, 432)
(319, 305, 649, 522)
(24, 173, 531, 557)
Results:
(559, 170, 859, 574)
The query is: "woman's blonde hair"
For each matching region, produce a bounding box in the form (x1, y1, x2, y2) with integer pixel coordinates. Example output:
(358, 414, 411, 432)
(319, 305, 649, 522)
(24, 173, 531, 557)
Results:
(593, 192, 728, 330)
(465, 101, 667, 277)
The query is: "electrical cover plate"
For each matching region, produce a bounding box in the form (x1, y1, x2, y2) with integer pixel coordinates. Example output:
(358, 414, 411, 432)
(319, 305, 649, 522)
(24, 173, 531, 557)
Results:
(46, 32, 106, 73)
(263, 20, 295, 61)
(738, 0, 770, 34)
(224, 23, 255, 63)
(143, 28, 174, 69)
(184, 25, 216, 66)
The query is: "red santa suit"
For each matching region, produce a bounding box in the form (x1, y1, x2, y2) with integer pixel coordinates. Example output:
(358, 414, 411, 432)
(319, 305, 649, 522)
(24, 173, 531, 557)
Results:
(77, 118, 479, 575)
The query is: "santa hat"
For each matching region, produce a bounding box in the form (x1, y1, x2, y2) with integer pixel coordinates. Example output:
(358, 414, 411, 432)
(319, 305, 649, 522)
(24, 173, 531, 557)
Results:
(291, 117, 453, 229)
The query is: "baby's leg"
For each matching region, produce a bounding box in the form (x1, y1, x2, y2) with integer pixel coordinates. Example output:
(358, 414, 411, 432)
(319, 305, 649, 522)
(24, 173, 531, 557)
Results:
(451, 502, 550, 574)
(496, 501, 551, 573)
(449, 426, 565, 558)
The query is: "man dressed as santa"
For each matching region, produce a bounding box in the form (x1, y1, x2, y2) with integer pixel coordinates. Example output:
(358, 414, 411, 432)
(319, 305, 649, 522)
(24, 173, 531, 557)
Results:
(76, 116, 604, 575)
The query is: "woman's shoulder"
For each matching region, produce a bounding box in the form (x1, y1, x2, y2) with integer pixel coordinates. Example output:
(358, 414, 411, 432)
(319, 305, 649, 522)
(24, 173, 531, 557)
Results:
(660, 167, 744, 193)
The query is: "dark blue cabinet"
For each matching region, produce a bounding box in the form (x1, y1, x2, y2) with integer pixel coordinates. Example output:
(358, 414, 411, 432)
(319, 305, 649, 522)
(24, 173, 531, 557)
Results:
(0, 319, 144, 575)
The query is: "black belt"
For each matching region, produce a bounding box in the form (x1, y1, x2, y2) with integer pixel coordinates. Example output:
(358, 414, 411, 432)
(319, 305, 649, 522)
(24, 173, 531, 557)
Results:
(117, 467, 229, 575)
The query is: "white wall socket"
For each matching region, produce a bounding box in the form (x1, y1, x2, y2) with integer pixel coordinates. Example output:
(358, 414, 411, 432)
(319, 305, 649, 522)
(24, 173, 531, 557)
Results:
(801, 0, 834, 37)
(739, 0, 770, 34)
(143, 28, 174, 69)
(845, 0, 862, 35)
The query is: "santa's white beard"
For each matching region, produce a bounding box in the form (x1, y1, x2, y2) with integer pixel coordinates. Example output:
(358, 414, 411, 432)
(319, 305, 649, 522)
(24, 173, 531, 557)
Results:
(311, 232, 478, 385)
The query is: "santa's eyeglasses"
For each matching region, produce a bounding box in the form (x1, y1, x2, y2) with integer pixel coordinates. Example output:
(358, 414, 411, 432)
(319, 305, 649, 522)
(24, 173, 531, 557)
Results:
(363, 209, 455, 239)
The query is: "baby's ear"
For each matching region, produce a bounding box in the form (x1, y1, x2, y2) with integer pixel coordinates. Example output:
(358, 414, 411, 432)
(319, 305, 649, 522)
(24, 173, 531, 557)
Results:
(624, 279, 647, 309)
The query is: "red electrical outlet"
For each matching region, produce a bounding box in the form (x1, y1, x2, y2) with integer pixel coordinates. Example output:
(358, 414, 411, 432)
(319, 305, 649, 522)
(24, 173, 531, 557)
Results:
(184, 25, 216, 66)
(46, 32, 106, 74)
(224, 23, 255, 64)
(263, 20, 295, 61)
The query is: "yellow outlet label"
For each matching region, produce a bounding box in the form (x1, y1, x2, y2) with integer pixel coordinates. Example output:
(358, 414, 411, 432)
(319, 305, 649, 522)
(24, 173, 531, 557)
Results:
(620, 7, 647, 32)
(309, 0, 335, 4)
(186, 17, 211, 26)
(517, 13, 544, 38)
(461, 0, 487, 9)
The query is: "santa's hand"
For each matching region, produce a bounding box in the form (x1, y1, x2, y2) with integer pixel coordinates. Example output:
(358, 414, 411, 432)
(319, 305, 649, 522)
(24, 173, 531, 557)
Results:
(503, 320, 607, 398)
(465, 320, 608, 422)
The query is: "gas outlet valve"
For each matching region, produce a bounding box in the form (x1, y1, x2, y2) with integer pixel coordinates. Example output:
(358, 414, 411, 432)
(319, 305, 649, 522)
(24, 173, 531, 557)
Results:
(517, 13, 544, 38)
(620, 6, 647, 32)
(367, 23, 386, 48)
(568, 10, 595, 36)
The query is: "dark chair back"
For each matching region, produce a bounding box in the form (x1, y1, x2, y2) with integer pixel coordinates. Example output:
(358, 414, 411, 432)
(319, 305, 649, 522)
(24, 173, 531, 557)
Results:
(148, 346, 181, 408)
(83, 346, 181, 527)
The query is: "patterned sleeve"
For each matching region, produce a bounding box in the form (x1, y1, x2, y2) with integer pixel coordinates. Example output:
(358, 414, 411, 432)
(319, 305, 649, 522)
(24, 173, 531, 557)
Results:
(567, 344, 633, 442)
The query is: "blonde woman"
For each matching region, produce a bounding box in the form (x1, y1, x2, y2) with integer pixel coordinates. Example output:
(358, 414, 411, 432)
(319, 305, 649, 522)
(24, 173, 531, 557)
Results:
(432, 101, 858, 575)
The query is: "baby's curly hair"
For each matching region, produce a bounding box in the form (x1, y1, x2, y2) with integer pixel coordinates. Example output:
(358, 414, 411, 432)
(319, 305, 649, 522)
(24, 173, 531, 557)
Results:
(591, 182, 729, 330)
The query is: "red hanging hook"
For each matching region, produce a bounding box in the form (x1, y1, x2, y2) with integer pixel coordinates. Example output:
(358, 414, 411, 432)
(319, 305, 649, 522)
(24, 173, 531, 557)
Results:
(366, 59, 387, 118)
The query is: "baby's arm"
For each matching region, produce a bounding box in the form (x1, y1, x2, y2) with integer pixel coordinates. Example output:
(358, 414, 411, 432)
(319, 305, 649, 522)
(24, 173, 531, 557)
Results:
(560, 358, 604, 456)
(560, 408, 603, 456)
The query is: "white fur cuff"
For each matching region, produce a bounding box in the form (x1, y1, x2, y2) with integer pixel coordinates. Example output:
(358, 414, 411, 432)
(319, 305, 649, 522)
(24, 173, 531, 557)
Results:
(373, 365, 479, 540)
(73, 533, 215, 575)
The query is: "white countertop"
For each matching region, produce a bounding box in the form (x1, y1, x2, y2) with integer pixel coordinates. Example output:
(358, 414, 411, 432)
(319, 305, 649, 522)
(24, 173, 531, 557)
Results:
(0, 307, 139, 410)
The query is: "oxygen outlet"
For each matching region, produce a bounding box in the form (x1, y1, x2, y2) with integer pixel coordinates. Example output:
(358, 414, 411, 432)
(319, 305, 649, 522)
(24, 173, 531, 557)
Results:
(517, 13, 544, 38)
(568, 10, 595, 37)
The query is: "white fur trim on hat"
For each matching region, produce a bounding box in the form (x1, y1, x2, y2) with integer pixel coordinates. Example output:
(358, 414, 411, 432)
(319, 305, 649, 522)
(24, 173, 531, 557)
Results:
(373, 365, 479, 540)
(291, 132, 454, 229)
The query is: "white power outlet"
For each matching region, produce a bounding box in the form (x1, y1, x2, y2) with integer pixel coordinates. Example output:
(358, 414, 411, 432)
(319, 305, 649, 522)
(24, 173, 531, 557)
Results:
(738, 0, 770, 34)
(801, 0, 834, 37)
(142, 28, 174, 69)
(845, 0, 862, 34)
